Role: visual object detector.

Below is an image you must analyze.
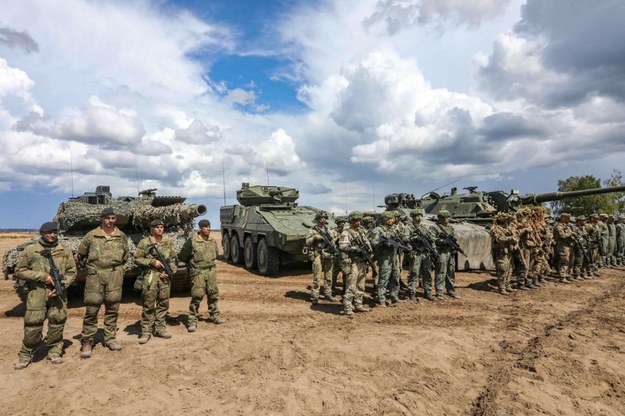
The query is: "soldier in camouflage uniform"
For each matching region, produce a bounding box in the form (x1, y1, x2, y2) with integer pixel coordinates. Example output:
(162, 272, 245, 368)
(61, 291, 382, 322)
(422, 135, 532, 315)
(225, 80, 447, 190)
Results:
(489, 213, 516, 295)
(79, 207, 129, 358)
(305, 211, 337, 305)
(531, 207, 551, 285)
(338, 212, 372, 316)
(134, 219, 178, 344)
(179, 219, 225, 332)
(331, 216, 347, 296)
(405, 209, 436, 302)
(617, 216, 625, 265)
(14, 222, 76, 369)
(370, 211, 402, 306)
(430, 210, 461, 300)
(598, 214, 609, 267)
(571, 216, 592, 280)
(607, 215, 618, 266)
(585, 214, 602, 276)
(553, 213, 574, 283)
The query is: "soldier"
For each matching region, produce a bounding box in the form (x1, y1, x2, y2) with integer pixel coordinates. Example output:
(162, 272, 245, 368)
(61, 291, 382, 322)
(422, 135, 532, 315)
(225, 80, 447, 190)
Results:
(553, 213, 574, 283)
(585, 214, 602, 276)
(598, 214, 609, 267)
(338, 212, 372, 315)
(617, 216, 625, 266)
(370, 211, 402, 306)
(78, 207, 129, 359)
(331, 216, 347, 296)
(489, 213, 516, 295)
(430, 210, 461, 300)
(134, 219, 178, 344)
(571, 216, 591, 280)
(406, 209, 436, 302)
(512, 209, 534, 289)
(179, 219, 226, 332)
(607, 215, 618, 266)
(14, 222, 76, 369)
(305, 211, 337, 305)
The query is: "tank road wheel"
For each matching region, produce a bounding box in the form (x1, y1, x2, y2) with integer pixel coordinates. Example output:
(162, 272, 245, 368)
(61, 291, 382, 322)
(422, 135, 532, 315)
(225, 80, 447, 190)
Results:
(230, 234, 243, 264)
(222, 233, 231, 261)
(257, 238, 280, 275)
(244, 237, 258, 270)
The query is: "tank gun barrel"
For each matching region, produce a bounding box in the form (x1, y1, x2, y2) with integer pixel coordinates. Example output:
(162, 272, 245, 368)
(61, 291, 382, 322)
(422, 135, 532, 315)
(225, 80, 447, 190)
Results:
(520, 185, 625, 205)
(132, 203, 207, 228)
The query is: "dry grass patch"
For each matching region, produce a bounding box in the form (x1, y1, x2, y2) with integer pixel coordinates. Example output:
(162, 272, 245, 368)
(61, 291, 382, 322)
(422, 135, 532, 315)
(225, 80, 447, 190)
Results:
(0, 232, 36, 239)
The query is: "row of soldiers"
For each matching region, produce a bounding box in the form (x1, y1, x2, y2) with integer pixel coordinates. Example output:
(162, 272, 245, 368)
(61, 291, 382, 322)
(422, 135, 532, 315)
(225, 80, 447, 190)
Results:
(13, 209, 225, 370)
(306, 208, 463, 316)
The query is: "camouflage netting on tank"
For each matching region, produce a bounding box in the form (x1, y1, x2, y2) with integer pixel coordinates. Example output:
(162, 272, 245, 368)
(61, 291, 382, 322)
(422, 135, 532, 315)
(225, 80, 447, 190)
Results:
(54, 203, 120, 230)
(132, 203, 200, 228)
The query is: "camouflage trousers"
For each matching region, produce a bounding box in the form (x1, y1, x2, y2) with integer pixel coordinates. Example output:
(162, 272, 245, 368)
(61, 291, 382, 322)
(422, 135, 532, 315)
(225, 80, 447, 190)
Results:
(82, 269, 124, 343)
(376, 253, 400, 303)
(141, 271, 171, 336)
(310, 253, 333, 301)
(520, 248, 539, 284)
(434, 251, 456, 295)
(343, 260, 367, 312)
(556, 245, 572, 279)
(188, 268, 220, 326)
(408, 252, 432, 297)
(495, 254, 512, 291)
(19, 287, 67, 360)
(572, 249, 591, 277)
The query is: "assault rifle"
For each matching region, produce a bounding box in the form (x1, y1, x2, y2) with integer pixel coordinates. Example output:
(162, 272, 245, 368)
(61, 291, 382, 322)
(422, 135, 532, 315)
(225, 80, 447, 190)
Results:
(436, 232, 467, 256)
(149, 244, 175, 278)
(378, 234, 411, 253)
(351, 233, 377, 270)
(409, 229, 440, 262)
(315, 226, 340, 256)
(572, 235, 593, 264)
(41, 249, 64, 297)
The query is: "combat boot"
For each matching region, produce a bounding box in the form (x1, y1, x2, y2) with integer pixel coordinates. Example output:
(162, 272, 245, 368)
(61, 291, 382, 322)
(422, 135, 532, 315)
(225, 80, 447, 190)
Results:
(324, 294, 338, 302)
(354, 305, 370, 313)
(498, 288, 508, 295)
(138, 334, 151, 344)
(80, 338, 94, 359)
(14, 356, 31, 370)
(48, 354, 64, 365)
(210, 318, 226, 325)
(154, 331, 172, 339)
(105, 339, 123, 351)
(532, 277, 541, 288)
(187, 325, 197, 333)
(409, 294, 418, 304)
(559, 278, 570, 284)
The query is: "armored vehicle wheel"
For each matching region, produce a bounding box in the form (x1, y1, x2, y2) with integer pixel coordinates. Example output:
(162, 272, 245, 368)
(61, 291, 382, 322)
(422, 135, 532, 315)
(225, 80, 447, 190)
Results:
(231, 234, 243, 264)
(222, 233, 231, 261)
(244, 237, 257, 269)
(257, 238, 280, 275)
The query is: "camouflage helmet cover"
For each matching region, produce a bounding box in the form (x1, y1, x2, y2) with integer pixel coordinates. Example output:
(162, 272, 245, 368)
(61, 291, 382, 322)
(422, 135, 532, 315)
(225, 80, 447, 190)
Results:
(314, 211, 329, 221)
(381, 211, 395, 222)
(410, 208, 425, 217)
(349, 211, 363, 222)
(437, 209, 450, 219)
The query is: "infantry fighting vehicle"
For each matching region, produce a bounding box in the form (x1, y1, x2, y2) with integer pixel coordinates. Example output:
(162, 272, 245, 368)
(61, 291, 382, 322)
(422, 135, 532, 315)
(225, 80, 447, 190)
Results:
(220, 183, 331, 275)
(384, 185, 625, 270)
(3, 186, 207, 298)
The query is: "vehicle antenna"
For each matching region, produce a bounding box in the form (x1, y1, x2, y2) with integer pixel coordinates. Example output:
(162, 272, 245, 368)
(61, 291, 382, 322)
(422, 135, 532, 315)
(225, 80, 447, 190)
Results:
(420, 177, 461, 199)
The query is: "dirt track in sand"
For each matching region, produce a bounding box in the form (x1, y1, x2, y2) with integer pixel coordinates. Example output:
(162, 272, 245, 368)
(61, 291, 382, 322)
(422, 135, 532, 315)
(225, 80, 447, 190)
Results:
(1, 234, 625, 416)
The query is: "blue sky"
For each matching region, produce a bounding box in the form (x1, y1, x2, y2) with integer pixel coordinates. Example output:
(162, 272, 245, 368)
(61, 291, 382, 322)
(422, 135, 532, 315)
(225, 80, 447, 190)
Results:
(1, 0, 625, 229)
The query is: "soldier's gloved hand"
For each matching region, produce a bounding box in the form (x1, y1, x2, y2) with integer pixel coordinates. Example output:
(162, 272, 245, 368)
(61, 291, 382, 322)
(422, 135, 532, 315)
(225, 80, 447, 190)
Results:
(315, 235, 324, 241)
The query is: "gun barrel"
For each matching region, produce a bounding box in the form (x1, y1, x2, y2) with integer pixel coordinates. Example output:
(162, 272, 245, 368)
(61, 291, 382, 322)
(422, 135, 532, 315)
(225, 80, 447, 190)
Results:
(521, 185, 625, 205)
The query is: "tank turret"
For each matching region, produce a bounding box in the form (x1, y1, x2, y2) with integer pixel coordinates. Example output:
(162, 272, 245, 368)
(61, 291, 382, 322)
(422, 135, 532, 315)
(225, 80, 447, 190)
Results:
(236, 182, 299, 206)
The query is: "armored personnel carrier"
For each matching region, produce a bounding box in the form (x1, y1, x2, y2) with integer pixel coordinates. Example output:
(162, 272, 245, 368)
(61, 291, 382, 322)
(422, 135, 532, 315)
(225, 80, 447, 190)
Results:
(220, 183, 331, 275)
(3, 186, 207, 298)
(384, 185, 625, 270)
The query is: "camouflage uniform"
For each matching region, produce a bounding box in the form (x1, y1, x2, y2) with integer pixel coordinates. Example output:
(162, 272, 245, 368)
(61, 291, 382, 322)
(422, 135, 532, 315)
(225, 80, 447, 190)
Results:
(553, 214, 574, 282)
(617, 217, 625, 265)
(179, 232, 221, 327)
(79, 226, 129, 347)
(134, 234, 178, 338)
(405, 209, 435, 301)
(338, 212, 372, 314)
(511, 212, 531, 289)
(305, 212, 336, 303)
(571, 218, 591, 279)
(430, 210, 461, 299)
(15, 233, 76, 366)
(607, 217, 618, 266)
(489, 214, 516, 294)
(598, 216, 609, 267)
(331, 218, 347, 295)
(585, 214, 602, 276)
(370, 212, 401, 305)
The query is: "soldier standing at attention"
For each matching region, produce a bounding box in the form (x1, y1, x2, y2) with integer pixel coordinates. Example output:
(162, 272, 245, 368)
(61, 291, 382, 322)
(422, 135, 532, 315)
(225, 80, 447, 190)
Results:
(598, 214, 609, 267)
(14, 222, 76, 369)
(430, 210, 462, 300)
(338, 212, 372, 316)
(406, 209, 436, 302)
(331, 216, 347, 296)
(305, 211, 337, 305)
(607, 215, 618, 266)
(179, 219, 225, 333)
(489, 213, 516, 295)
(571, 216, 591, 280)
(616, 216, 625, 266)
(585, 214, 602, 277)
(553, 213, 574, 284)
(134, 219, 178, 344)
(370, 211, 401, 306)
(78, 208, 129, 359)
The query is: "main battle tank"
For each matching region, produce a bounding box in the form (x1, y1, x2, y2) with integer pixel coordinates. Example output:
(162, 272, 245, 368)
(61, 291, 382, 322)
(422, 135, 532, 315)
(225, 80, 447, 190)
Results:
(3, 186, 207, 298)
(220, 183, 331, 275)
(384, 185, 625, 270)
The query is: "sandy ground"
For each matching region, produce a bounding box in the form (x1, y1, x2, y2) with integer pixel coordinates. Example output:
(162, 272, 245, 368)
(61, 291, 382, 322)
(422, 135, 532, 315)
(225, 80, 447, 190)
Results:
(1, 233, 625, 416)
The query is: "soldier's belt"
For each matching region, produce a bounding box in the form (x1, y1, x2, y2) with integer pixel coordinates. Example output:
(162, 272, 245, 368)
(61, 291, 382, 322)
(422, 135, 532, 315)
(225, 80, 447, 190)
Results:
(192, 264, 215, 271)
(93, 265, 120, 272)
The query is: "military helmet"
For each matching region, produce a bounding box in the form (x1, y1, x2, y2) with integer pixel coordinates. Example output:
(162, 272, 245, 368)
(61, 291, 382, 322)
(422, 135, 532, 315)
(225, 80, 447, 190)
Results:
(362, 216, 374, 224)
(560, 212, 571, 218)
(314, 211, 329, 221)
(589, 213, 599, 219)
(437, 209, 450, 219)
(381, 211, 394, 222)
(349, 211, 363, 223)
(576, 215, 586, 222)
(410, 208, 425, 217)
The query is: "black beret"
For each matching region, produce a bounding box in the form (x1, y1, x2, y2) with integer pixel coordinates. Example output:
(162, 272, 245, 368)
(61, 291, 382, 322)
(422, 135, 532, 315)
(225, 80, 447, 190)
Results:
(100, 207, 116, 217)
(198, 219, 211, 228)
(39, 222, 59, 233)
(150, 219, 164, 227)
